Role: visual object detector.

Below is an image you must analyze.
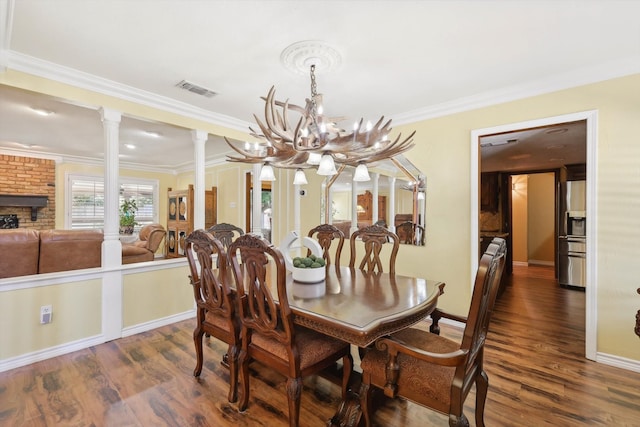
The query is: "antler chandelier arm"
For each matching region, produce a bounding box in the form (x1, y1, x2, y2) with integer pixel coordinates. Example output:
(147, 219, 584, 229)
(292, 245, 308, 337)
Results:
(224, 62, 417, 176)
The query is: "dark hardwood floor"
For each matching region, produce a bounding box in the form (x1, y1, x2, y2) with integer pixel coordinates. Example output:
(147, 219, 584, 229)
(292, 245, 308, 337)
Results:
(2, 264, 640, 426)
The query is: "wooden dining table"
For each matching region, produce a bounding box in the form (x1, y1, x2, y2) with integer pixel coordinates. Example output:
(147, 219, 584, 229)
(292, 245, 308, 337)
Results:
(279, 265, 445, 426)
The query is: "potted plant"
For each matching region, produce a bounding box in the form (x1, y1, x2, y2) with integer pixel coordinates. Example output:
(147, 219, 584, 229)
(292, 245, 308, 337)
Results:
(291, 255, 326, 283)
(119, 199, 138, 234)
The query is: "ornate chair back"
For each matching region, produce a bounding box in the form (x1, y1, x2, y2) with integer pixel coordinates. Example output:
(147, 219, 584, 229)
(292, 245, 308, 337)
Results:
(185, 229, 240, 403)
(349, 224, 400, 275)
(207, 222, 245, 251)
(396, 221, 425, 245)
(228, 233, 353, 427)
(307, 223, 345, 268)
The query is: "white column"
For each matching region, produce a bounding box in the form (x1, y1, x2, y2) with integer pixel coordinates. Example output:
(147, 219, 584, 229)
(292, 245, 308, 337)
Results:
(99, 107, 123, 342)
(351, 180, 358, 234)
(388, 176, 396, 233)
(372, 172, 379, 224)
(191, 130, 207, 230)
(252, 163, 263, 236)
(100, 108, 122, 262)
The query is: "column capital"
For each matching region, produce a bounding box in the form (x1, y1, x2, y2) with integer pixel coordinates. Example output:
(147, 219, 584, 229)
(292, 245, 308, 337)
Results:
(191, 129, 208, 143)
(100, 108, 121, 123)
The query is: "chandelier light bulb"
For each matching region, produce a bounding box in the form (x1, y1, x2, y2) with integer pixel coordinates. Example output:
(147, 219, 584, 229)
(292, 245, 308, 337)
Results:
(366, 120, 373, 131)
(293, 168, 308, 185)
(353, 163, 371, 182)
(244, 142, 251, 150)
(317, 154, 337, 176)
(259, 163, 276, 181)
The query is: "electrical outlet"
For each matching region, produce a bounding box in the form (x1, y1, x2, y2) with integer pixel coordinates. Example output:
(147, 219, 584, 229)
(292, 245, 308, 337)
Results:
(40, 305, 52, 324)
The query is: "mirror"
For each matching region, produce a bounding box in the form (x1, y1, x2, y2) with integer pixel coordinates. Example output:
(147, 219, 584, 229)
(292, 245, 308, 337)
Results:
(322, 156, 426, 245)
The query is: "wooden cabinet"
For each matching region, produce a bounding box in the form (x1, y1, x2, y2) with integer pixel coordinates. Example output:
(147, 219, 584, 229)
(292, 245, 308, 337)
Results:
(357, 190, 386, 225)
(205, 186, 217, 230)
(481, 172, 499, 212)
(167, 185, 193, 258)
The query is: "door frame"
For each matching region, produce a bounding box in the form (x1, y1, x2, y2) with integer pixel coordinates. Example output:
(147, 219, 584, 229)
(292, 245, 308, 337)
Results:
(470, 110, 598, 360)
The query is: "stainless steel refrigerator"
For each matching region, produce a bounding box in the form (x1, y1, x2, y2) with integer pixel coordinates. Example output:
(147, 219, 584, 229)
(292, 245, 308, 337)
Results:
(558, 180, 586, 288)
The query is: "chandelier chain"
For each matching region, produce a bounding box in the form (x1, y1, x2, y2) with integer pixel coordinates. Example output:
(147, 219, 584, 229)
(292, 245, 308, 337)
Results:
(310, 64, 318, 119)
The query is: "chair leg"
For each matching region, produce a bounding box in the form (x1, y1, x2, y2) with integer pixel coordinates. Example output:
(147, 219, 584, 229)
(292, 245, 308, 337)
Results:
(448, 413, 470, 427)
(285, 377, 303, 427)
(475, 370, 489, 427)
(341, 353, 354, 398)
(192, 326, 204, 377)
(237, 348, 250, 411)
(359, 381, 374, 427)
(226, 343, 239, 403)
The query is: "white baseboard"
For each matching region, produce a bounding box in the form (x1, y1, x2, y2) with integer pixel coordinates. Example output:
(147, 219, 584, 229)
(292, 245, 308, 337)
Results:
(0, 334, 104, 373)
(122, 309, 196, 337)
(0, 309, 197, 373)
(596, 352, 640, 373)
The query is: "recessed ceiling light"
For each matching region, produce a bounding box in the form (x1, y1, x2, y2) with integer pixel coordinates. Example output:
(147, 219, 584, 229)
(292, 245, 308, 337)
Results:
(124, 144, 136, 150)
(29, 107, 54, 116)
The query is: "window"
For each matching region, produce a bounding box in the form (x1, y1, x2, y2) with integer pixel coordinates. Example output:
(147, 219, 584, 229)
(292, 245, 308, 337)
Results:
(67, 174, 159, 231)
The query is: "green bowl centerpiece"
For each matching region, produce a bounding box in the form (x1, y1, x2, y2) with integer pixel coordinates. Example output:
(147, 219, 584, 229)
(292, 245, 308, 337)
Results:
(291, 255, 326, 283)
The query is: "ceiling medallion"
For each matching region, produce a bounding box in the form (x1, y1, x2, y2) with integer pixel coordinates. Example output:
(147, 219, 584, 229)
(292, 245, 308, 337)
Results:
(280, 40, 342, 75)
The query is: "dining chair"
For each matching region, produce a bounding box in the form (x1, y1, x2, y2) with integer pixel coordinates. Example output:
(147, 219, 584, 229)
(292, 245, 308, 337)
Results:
(358, 237, 506, 427)
(207, 222, 245, 251)
(396, 221, 425, 246)
(228, 234, 353, 427)
(185, 229, 240, 403)
(307, 223, 345, 268)
(349, 224, 400, 275)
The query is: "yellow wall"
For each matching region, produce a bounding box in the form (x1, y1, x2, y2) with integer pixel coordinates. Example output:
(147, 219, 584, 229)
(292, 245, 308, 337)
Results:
(511, 175, 528, 263)
(527, 173, 555, 264)
(0, 278, 102, 359)
(123, 265, 192, 328)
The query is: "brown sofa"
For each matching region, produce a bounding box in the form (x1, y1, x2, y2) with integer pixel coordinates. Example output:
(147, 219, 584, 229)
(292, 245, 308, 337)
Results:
(0, 228, 40, 278)
(121, 223, 166, 264)
(0, 228, 103, 278)
(38, 229, 103, 274)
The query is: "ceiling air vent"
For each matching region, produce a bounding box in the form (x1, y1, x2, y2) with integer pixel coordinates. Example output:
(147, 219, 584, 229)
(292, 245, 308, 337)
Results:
(175, 80, 217, 98)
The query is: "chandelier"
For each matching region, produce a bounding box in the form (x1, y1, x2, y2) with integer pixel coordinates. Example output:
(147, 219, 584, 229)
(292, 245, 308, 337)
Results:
(225, 55, 415, 183)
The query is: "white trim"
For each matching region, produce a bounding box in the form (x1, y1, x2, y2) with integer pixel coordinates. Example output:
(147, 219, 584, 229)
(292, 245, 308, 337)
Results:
(395, 57, 640, 125)
(3, 50, 251, 133)
(121, 310, 196, 338)
(596, 352, 640, 374)
(471, 110, 598, 361)
(0, 334, 104, 373)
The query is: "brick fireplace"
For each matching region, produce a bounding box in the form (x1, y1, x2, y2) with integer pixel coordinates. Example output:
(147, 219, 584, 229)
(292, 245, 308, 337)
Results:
(0, 155, 56, 230)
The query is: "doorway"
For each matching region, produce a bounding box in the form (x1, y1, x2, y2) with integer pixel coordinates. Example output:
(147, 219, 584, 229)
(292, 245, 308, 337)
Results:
(245, 172, 272, 242)
(510, 172, 556, 270)
(472, 110, 596, 360)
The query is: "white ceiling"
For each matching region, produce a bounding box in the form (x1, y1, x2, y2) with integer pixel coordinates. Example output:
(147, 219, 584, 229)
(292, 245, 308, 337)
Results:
(0, 0, 638, 171)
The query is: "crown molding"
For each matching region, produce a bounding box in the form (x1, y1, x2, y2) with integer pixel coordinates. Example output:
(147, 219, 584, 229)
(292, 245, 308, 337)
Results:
(3, 50, 252, 133)
(393, 56, 640, 125)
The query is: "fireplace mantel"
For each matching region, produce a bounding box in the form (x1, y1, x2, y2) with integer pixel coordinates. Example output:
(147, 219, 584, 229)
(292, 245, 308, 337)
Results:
(0, 194, 49, 221)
